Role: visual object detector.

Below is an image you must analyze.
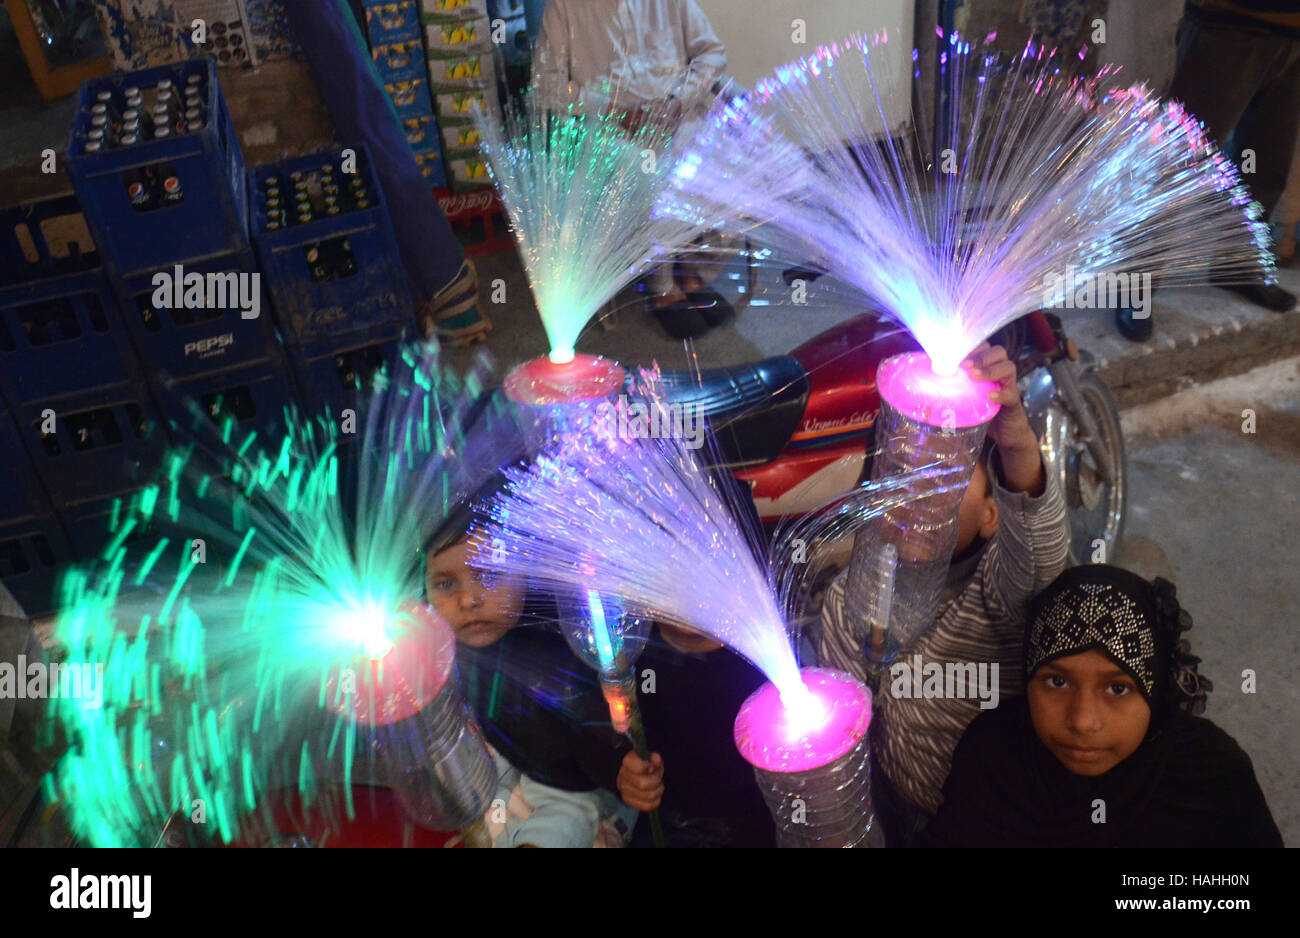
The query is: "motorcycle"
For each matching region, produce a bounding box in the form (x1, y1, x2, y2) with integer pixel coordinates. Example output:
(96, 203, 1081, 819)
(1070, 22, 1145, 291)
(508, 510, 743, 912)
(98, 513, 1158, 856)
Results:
(652, 305, 1126, 603)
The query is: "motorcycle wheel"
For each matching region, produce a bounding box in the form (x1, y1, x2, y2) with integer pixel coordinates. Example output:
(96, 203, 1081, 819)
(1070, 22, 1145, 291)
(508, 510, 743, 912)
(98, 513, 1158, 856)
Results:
(1041, 370, 1127, 565)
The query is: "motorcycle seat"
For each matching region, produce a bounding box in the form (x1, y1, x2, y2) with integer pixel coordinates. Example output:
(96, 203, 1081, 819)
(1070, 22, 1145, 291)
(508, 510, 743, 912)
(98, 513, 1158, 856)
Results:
(648, 356, 810, 468)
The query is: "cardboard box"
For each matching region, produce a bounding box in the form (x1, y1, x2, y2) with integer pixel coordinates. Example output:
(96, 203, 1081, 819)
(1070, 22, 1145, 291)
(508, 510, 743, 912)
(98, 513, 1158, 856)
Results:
(426, 50, 495, 90)
(414, 149, 448, 187)
(90, 0, 295, 70)
(425, 14, 491, 53)
(439, 121, 483, 153)
(371, 38, 425, 80)
(384, 75, 435, 120)
(363, 1, 421, 44)
(420, 0, 488, 18)
(434, 87, 495, 124)
(402, 114, 437, 148)
(446, 154, 492, 189)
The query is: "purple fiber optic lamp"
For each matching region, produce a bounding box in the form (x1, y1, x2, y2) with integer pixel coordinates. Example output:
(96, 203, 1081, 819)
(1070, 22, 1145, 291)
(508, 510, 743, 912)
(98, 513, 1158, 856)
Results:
(734, 668, 875, 847)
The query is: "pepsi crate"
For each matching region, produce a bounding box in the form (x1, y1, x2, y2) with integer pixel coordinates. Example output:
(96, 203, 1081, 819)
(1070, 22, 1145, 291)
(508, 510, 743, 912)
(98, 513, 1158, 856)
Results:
(64, 57, 250, 278)
(0, 408, 49, 527)
(58, 487, 188, 569)
(0, 513, 73, 618)
(153, 361, 301, 450)
(110, 248, 282, 380)
(13, 381, 169, 508)
(290, 335, 402, 426)
(0, 196, 145, 406)
(364, 0, 422, 43)
(248, 145, 416, 354)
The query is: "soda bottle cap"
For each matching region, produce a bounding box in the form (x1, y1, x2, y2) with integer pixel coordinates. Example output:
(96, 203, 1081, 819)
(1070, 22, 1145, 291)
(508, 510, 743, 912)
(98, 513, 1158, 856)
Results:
(123, 108, 139, 121)
(121, 134, 139, 145)
(87, 128, 105, 141)
(124, 85, 140, 97)
(97, 90, 113, 101)
(91, 103, 107, 115)
(91, 115, 107, 127)
(267, 220, 280, 230)
(187, 74, 202, 85)
(85, 141, 102, 152)
(155, 127, 171, 138)
(153, 103, 169, 116)
(157, 79, 172, 92)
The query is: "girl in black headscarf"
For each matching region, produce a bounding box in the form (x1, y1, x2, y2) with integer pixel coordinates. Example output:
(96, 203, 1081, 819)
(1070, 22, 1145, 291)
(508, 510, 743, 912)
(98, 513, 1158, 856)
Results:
(918, 564, 1282, 847)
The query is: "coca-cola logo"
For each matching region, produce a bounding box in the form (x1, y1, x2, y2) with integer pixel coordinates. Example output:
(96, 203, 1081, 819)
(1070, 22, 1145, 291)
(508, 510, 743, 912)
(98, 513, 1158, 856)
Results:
(437, 190, 496, 217)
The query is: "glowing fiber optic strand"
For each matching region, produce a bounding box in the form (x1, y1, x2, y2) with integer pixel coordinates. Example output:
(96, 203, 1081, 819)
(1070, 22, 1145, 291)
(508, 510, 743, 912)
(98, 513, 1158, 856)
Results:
(661, 32, 1273, 376)
(475, 371, 955, 735)
(471, 81, 787, 364)
(44, 344, 526, 846)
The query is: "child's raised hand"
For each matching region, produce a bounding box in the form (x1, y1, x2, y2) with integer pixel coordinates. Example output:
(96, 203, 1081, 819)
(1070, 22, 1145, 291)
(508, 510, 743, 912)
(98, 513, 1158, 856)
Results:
(961, 342, 1046, 495)
(617, 751, 664, 812)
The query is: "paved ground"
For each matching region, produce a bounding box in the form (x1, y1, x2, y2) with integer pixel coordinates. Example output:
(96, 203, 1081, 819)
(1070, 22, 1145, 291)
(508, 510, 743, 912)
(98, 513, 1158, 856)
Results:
(1117, 357, 1300, 847)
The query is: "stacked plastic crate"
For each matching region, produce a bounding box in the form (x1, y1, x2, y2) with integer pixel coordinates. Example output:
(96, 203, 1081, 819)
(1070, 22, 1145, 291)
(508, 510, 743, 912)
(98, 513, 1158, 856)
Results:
(0, 197, 131, 613)
(61, 57, 299, 561)
(248, 144, 416, 430)
(362, 0, 448, 187)
(422, 0, 499, 191)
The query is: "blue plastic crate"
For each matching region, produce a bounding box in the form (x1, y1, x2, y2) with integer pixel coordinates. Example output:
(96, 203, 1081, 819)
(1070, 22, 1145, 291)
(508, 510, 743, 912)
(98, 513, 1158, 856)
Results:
(110, 248, 282, 380)
(0, 408, 50, 527)
(0, 196, 146, 406)
(248, 144, 416, 354)
(153, 361, 301, 449)
(64, 57, 250, 278)
(0, 513, 73, 618)
(290, 335, 402, 426)
(13, 382, 170, 508)
(59, 487, 188, 568)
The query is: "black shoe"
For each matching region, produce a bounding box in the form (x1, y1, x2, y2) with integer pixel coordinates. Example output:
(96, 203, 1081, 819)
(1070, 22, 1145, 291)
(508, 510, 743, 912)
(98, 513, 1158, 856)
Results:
(652, 302, 712, 339)
(689, 287, 735, 327)
(1214, 279, 1296, 312)
(1114, 306, 1153, 342)
(782, 265, 825, 285)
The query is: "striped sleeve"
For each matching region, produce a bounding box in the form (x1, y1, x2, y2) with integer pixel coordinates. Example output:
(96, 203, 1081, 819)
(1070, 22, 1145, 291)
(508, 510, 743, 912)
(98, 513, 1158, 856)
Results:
(820, 463, 1070, 815)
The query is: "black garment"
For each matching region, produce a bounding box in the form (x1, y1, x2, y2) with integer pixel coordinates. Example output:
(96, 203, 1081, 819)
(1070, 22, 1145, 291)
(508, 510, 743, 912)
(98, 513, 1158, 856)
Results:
(630, 636, 776, 847)
(457, 624, 625, 793)
(917, 697, 1282, 847)
(1170, 4, 1300, 217)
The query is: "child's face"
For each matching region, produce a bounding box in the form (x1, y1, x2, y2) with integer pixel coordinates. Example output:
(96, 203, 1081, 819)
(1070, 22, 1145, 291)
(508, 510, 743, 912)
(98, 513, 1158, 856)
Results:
(425, 536, 525, 647)
(1027, 649, 1151, 776)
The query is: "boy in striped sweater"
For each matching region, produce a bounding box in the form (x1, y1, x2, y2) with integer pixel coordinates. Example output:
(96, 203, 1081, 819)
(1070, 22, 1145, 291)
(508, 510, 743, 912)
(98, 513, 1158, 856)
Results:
(817, 343, 1071, 845)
